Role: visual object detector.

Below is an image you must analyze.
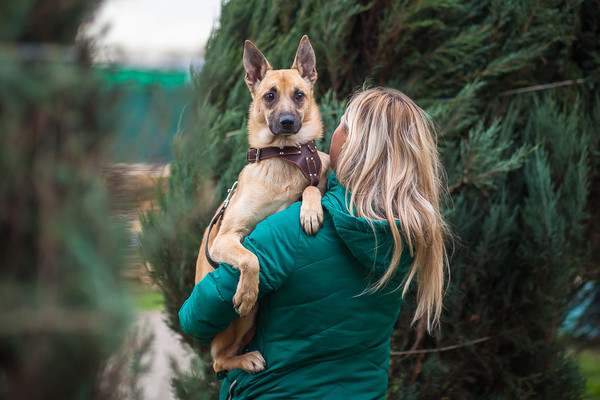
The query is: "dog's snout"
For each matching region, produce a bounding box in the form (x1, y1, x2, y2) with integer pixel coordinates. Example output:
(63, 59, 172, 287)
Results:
(269, 113, 301, 135)
(269, 112, 302, 136)
(279, 115, 295, 130)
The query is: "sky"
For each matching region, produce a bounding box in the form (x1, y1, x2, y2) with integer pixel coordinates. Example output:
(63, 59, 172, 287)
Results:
(85, 0, 223, 68)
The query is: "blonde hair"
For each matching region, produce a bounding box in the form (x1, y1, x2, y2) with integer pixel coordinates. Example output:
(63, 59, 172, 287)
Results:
(336, 87, 449, 332)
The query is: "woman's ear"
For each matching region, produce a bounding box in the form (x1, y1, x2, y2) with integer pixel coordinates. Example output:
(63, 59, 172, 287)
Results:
(329, 121, 348, 172)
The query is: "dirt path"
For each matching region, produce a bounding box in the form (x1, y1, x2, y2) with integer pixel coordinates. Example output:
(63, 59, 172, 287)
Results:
(138, 310, 193, 400)
(104, 164, 196, 399)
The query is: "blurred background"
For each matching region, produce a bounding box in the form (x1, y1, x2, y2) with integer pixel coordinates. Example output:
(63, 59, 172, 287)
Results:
(87, 0, 221, 164)
(1, 0, 599, 399)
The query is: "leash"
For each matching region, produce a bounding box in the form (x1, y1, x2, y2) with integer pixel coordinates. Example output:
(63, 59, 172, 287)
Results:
(204, 180, 238, 269)
(204, 181, 238, 381)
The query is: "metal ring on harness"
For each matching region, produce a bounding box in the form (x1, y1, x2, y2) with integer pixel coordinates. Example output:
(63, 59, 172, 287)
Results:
(204, 181, 238, 269)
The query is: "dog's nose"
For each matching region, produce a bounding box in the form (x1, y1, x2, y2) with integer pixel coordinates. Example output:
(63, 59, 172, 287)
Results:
(279, 115, 295, 130)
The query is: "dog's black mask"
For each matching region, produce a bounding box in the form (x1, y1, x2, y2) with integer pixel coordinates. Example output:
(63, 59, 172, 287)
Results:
(270, 113, 302, 135)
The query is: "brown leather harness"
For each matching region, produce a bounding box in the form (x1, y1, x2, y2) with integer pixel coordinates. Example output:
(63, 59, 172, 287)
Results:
(246, 140, 322, 186)
(204, 141, 322, 270)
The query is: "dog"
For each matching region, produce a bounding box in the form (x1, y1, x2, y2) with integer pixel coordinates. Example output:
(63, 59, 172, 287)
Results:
(194, 36, 330, 375)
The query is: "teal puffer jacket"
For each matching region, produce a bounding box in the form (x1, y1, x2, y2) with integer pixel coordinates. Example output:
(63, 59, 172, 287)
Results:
(179, 174, 414, 400)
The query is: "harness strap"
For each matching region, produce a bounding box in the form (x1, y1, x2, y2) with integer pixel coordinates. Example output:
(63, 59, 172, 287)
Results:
(246, 140, 322, 186)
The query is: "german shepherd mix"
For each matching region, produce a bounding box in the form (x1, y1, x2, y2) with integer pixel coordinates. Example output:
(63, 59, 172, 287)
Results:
(194, 36, 330, 374)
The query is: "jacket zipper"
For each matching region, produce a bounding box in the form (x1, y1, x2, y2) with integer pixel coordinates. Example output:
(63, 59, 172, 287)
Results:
(226, 379, 238, 400)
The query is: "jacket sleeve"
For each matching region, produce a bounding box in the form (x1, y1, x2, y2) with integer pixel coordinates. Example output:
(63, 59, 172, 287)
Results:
(179, 204, 302, 344)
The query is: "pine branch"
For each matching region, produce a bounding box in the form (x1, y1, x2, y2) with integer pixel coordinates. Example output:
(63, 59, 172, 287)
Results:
(390, 335, 493, 356)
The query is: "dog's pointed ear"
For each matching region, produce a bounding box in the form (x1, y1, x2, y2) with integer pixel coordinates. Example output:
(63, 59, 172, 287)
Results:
(243, 40, 272, 93)
(291, 35, 317, 86)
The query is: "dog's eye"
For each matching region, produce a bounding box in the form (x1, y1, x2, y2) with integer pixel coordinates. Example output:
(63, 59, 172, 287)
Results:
(263, 92, 275, 102)
(295, 91, 305, 102)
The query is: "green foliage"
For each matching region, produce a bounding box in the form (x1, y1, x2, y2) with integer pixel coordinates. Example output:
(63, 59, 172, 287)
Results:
(170, 354, 221, 400)
(98, 326, 154, 400)
(140, 0, 600, 398)
(131, 286, 165, 311)
(0, 1, 132, 399)
(575, 348, 600, 398)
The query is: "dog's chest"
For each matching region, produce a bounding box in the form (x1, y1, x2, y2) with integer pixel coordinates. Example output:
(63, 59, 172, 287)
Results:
(242, 158, 309, 199)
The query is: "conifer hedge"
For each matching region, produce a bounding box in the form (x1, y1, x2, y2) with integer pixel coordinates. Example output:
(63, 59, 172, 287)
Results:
(0, 1, 132, 398)
(140, 0, 600, 398)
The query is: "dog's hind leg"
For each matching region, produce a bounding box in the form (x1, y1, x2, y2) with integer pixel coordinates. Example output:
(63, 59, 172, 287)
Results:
(211, 308, 265, 374)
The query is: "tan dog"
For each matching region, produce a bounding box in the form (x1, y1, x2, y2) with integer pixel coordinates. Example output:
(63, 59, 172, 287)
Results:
(194, 36, 330, 374)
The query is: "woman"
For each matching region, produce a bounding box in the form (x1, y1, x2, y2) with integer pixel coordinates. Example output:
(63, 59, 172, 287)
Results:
(179, 87, 449, 399)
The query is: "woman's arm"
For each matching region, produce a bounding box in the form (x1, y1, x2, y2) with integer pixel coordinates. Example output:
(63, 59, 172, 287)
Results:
(178, 204, 302, 344)
(179, 263, 243, 344)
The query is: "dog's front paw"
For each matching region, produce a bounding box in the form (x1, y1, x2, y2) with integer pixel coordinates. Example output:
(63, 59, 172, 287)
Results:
(233, 284, 258, 316)
(300, 201, 323, 235)
(232, 255, 260, 316)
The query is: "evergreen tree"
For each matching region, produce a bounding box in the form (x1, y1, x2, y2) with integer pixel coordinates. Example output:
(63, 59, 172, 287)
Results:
(0, 0, 132, 398)
(140, 0, 599, 398)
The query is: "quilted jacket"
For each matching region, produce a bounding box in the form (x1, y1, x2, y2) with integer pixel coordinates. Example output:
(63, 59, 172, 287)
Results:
(179, 174, 414, 399)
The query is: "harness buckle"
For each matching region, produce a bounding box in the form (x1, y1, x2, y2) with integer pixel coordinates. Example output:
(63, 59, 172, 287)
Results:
(255, 148, 261, 162)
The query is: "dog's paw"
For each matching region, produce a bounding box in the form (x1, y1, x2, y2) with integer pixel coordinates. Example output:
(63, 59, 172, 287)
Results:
(233, 273, 259, 316)
(213, 351, 266, 375)
(238, 351, 266, 374)
(300, 201, 323, 235)
(233, 286, 258, 316)
(232, 254, 259, 316)
(243, 351, 266, 374)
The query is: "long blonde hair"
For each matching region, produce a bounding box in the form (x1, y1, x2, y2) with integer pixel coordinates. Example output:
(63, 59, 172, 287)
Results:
(336, 87, 449, 332)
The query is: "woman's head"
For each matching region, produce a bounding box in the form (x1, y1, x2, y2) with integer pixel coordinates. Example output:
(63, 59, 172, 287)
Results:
(333, 87, 449, 331)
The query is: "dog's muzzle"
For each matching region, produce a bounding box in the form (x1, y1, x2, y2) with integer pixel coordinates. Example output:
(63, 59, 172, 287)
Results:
(270, 113, 302, 135)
